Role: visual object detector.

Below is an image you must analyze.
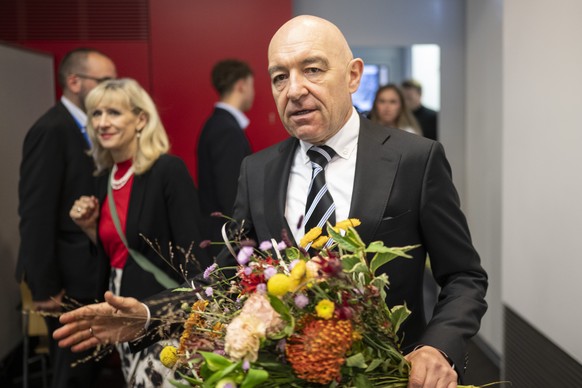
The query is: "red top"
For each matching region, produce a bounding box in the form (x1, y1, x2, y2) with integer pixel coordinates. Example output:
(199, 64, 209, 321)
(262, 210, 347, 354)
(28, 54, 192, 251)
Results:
(99, 159, 134, 269)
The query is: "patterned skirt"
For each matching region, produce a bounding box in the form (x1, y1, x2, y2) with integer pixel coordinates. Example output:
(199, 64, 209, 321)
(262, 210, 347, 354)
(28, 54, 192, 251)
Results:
(110, 268, 182, 387)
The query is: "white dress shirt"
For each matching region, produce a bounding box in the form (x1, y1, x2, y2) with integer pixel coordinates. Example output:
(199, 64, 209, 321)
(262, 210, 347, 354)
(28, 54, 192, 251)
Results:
(285, 107, 360, 244)
(61, 95, 87, 126)
(215, 102, 250, 130)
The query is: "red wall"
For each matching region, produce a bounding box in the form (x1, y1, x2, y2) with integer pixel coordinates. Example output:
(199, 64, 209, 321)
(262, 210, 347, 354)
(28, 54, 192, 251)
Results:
(149, 1, 292, 181)
(4, 0, 292, 182)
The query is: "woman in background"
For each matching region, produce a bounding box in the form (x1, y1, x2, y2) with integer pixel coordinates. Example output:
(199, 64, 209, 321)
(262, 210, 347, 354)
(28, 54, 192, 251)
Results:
(70, 78, 208, 387)
(369, 83, 422, 135)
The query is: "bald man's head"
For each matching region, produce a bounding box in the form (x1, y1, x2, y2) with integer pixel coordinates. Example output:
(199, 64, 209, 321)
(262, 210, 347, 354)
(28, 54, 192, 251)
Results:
(267, 16, 363, 145)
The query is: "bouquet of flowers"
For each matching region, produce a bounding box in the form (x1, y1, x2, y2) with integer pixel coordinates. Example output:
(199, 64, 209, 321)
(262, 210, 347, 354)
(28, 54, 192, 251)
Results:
(157, 220, 491, 388)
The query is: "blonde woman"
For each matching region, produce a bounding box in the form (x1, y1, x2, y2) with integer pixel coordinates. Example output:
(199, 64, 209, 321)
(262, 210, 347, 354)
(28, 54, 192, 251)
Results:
(369, 83, 422, 135)
(70, 78, 208, 387)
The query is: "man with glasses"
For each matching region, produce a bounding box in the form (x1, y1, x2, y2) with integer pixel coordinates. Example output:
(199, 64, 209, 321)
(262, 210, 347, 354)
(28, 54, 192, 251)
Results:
(16, 47, 116, 388)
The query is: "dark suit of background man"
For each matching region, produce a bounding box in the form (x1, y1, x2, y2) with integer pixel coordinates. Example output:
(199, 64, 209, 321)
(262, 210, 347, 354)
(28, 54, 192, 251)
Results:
(16, 48, 117, 388)
(402, 79, 438, 141)
(197, 59, 253, 256)
(227, 16, 487, 386)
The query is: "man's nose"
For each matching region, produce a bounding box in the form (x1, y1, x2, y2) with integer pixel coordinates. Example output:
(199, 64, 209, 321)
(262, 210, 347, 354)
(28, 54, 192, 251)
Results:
(286, 73, 308, 101)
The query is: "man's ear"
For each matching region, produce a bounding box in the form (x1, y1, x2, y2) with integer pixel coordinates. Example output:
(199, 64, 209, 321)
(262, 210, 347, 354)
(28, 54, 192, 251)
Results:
(347, 58, 364, 93)
(66, 73, 82, 94)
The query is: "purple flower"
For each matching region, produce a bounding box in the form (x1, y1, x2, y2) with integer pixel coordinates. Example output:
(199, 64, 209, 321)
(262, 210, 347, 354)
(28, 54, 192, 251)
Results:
(277, 240, 287, 250)
(205, 287, 213, 297)
(263, 266, 277, 280)
(243, 266, 253, 276)
(242, 360, 250, 371)
(294, 294, 309, 309)
(256, 283, 267, 294)
(199, 240, 212, 249)
(259, 241, 273, 251)
(203, 263, 218, 279)
(236, 246, 254, 265)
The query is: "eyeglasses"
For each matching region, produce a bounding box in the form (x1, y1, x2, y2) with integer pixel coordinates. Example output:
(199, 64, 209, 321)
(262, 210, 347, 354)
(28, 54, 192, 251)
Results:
(75, 74, 114, 83)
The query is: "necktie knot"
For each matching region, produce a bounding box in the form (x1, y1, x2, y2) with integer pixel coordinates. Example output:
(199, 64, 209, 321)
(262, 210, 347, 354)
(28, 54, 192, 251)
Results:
(307, 145, 336, 169)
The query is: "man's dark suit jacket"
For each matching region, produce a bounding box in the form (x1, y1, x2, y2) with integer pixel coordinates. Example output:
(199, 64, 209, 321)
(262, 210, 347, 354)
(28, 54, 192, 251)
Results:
(197, 107, 251, 252)
(413, 105, 438, 141)
(230, 117, 487, 378)
(95, 154, 210, 301)
(17, 101, 101, 302)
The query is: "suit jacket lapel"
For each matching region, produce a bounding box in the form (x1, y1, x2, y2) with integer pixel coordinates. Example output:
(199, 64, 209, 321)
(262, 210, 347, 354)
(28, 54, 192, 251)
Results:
(264, 137, 298, 244)
(349, 119, 401, 243)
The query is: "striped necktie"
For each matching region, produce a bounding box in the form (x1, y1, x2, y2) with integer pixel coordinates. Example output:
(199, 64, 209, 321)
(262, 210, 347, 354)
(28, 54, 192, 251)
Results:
(304, 145, 337, 234)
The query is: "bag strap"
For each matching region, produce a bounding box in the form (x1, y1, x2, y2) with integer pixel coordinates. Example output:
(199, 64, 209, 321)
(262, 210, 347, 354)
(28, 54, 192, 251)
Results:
(107, 170, 179, 289)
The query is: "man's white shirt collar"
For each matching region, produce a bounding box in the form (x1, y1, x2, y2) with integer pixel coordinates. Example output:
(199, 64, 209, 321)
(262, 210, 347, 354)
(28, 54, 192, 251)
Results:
(215, 102, 250, 130)
(61, 96, 87, 126)
(298, 107, 360, 164)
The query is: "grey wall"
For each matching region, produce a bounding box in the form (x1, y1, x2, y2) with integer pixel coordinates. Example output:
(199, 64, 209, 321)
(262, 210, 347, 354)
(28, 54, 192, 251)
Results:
(466, 0, 503, 354)
(0, 44, 54, 359)
(502, 0, 582, 363)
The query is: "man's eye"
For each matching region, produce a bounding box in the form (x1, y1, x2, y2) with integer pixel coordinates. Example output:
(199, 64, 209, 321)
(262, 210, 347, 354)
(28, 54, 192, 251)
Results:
(273, 74, 288, 84)
(305, 67, 321, 75)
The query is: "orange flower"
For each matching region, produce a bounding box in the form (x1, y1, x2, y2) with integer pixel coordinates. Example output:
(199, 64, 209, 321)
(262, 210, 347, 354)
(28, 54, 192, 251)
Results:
(179, 300, 209, 353)
(285, 319, 353, 384)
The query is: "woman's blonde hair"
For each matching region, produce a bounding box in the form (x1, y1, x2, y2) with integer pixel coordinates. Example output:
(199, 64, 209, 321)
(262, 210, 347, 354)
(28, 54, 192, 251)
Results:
(85, 78, 170, 175)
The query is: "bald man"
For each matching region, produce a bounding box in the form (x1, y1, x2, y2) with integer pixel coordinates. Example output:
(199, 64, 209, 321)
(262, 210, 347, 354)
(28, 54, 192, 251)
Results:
(54, 16, 487, 388)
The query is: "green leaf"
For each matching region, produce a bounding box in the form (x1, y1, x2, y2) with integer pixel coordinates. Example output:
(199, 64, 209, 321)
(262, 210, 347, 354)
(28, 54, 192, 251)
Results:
(389, 304, 411, 335)
(170, 380, 198, 388)
(198, 351, 232, 372)
(202, 362, 241, 387)
(343, 262, 367, 274)
(171, 287, 194, 292)
(368, 244, 419, 274)
(285, 247, 301, 261)
(267, 294, 295, 339)
(241, 368, 269, 388)
(327, 226, 363, 252)
(341, 254, 361, 271)
(267, 294, 291, 322)
(346, 352, 368, 369)
(176, 371, 204, 385)
(365, 358, 383, 373)
(352, 373, 374, 388)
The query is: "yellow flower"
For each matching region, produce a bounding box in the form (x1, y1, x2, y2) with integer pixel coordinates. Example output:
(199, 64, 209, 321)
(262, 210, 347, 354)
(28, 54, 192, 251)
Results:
(310, 235, 329, 250)
(333, 218, 361, 233)
(159, 345, 178, 368)
(315, 299, 335, 320)
(299, 227, 322, 248)
(290, 260, 306, 280)
(267, 273, 292, 297)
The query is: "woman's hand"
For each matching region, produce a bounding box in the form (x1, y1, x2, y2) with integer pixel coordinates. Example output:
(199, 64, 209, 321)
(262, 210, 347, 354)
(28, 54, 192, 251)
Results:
(70, 195, 99, 243)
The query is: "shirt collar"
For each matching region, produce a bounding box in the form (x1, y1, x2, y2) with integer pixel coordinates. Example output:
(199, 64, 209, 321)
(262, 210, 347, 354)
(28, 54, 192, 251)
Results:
(61, 95, 87, 127)
(215, 102, 250, 130)
(299, 107, 360, 164)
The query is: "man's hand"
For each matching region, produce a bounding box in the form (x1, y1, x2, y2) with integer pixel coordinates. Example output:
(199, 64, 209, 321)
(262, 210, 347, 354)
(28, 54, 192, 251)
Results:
(405, 345, 458, 388)
(33, 289, 65, 312)
(53, 291, 148, 352)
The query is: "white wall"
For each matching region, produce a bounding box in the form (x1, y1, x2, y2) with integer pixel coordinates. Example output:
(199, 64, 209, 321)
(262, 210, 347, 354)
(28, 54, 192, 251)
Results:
(465, 0, 503, 354)
(0, 44, 54, 359)
(294, 0, 468, 200)
(502, 0, 582, 363)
